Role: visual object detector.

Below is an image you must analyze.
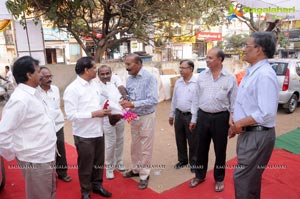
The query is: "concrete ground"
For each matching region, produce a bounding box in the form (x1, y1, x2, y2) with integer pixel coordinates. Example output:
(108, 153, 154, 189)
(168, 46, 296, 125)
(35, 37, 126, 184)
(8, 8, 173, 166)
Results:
(63, 100, 300, 193)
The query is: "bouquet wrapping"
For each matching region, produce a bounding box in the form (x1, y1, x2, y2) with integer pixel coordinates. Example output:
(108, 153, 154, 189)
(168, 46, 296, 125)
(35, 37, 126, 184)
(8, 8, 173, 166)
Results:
(103, 100, 138, 125)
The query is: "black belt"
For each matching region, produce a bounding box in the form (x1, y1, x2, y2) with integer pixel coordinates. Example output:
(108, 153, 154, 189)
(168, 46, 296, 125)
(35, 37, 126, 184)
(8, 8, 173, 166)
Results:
(176, 109, 191, 116)
(199, 109, 228, 116)
(242, 125, 272, 132)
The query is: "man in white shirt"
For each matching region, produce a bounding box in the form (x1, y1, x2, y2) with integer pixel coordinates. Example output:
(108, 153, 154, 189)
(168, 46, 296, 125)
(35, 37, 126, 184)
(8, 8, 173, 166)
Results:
(98, 65, 126, 180)
(5, 66, 14, 84)
(63, 57, 112, 199)
(0, 56, 57, 199)
(229, 32, 279, 199)
(169, 60, 198, 172)
(38, 66, 72, 182)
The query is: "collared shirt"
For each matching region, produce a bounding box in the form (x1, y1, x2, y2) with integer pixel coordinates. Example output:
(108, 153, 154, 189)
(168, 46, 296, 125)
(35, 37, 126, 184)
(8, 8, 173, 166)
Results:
(0, 84, 56, 163)
(191, 68, 238, 123)
(233, 59, 279, 127)
(169, 74, 197, 118)
(63, 76, 104, 138)
(126, 67, 158, 116)
(37, 85, 64, 131)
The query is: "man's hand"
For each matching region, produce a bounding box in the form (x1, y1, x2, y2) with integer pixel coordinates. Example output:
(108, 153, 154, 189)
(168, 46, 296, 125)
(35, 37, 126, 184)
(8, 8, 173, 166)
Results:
(189, 122, 196, 132)
(228, 123, 243, 138)
(228, 126, 236, 138)
(92, 109, 111, 118)
(169, 117, 174, 126)
(119, 99, 134, 109)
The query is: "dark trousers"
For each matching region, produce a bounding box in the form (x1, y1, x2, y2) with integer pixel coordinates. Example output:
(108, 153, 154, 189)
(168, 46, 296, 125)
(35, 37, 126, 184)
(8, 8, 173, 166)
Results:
(195, 109, 229, 182)
(56, 127, 68, 177)
(174, 110, 197, 167)
(74, 135, 104, 194)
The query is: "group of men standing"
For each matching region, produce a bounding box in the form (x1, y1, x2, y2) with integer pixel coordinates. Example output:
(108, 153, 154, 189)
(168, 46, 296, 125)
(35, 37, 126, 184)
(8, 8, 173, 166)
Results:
(0, 53, 158, 199)
(170, 31, 279, 199)
(0, 31, 279, 199)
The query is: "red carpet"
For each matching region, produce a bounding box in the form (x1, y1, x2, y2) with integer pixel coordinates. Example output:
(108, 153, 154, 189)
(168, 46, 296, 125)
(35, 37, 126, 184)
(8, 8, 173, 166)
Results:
(162, 149, 300, 199)
(1, 145, 300, 199)
(0, 144, 167, 199)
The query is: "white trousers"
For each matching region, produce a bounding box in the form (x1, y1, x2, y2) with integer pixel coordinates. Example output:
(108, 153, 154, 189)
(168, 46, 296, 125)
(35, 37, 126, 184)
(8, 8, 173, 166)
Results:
(103, 118, 125, 171)
(130, 112, 155, 180)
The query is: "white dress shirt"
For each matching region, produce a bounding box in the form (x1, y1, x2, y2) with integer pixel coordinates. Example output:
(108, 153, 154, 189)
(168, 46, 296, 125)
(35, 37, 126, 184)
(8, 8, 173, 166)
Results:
(233, 59, 279, 127)
(169, 75, 197, 118)
(63, 76, 104, 138)
(191, 68, 238, 123)
(0, 84, 56, 162)
(38, 85, 64, 132)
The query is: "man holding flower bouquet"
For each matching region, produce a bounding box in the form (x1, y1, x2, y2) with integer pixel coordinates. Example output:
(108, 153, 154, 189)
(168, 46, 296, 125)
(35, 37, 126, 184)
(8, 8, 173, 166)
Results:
(120, 53, 158, 190)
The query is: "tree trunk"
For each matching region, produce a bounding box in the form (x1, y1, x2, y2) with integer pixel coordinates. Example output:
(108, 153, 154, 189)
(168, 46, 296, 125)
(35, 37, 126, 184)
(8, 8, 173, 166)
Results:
(94, 45, 106, 63)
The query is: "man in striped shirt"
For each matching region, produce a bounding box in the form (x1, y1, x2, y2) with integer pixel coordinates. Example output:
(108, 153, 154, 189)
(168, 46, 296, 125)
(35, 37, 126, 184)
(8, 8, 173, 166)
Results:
(120, 53, 158, 190)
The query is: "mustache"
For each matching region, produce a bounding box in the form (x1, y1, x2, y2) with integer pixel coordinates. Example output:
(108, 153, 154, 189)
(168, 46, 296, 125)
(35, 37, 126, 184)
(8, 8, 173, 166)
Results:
(47, 80, 52, 84)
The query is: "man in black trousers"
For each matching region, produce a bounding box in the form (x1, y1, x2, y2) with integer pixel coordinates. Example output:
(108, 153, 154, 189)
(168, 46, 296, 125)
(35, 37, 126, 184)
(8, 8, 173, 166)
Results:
(169, 60, 198, 172)
(189, 48, 237, 192)
(64, 57, 112, 199)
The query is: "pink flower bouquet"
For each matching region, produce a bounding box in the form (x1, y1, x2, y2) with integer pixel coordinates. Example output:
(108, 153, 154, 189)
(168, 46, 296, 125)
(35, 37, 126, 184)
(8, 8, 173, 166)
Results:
(103, 100, 138, 124)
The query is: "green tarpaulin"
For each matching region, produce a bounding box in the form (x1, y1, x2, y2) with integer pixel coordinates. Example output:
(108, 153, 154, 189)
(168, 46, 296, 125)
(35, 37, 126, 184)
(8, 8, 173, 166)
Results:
(275, 128, 300, 155)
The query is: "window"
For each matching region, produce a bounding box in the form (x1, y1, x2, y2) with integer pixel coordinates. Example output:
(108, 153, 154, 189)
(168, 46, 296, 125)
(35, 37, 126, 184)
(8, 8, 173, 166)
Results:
(295, 62, 300, 76)
(270, 62, 288, 76)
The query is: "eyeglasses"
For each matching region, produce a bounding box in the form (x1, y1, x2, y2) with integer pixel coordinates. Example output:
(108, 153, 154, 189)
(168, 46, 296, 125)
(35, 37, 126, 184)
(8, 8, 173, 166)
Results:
(179, 66, 191, 70)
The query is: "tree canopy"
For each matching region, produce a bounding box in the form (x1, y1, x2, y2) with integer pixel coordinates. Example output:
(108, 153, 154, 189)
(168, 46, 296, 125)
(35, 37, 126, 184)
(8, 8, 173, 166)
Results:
(224, 33, 248, 49)
(6, 0, 231, 62)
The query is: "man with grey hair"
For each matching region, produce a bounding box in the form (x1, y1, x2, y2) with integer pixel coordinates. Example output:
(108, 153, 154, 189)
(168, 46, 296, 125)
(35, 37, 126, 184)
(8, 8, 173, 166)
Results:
(229, 32, 279, 199)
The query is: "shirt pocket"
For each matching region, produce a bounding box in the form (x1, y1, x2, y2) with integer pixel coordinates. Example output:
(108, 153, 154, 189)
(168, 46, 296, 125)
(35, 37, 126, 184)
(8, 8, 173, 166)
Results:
(215, 86, 229, 102)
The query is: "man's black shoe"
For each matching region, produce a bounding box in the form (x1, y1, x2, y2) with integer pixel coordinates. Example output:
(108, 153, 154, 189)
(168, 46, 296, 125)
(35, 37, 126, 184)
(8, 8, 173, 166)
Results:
(93, 186, 112, 198)
(174, 162, 188, 169)
(81, 193, 90, 199)
(123, 170, 139, 178)
(58, 175, 72, 182)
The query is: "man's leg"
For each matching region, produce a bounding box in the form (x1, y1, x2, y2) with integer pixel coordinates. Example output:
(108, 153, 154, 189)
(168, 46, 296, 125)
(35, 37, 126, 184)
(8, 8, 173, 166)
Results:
(212, 112, 229, 182)
(74, 136, 95, 195)
(115, 121, 125, 169)
(56, 127, 69, 179)
(194, 110, 211, 180)
(138, 113, 155, 180)
(174, 111, 188, 165)
(103, 121, 116, 173)
(186, 114, 198, 169)
(18, 159, 56, 199)
(234, 129, 275, 199)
